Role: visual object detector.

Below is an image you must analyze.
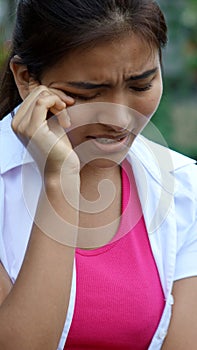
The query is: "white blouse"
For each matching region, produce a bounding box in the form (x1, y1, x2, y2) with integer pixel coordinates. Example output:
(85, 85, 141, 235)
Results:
(0, 112, 197, 349)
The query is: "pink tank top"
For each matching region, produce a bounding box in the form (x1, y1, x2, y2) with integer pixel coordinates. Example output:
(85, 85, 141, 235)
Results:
(65, 161, 165, 349)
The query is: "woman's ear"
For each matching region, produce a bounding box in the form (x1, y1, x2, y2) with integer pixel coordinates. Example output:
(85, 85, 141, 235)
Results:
(9, 56, 39, 100)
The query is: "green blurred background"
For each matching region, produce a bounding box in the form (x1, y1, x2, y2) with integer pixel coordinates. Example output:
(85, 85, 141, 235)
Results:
(0, 0, 197, 159)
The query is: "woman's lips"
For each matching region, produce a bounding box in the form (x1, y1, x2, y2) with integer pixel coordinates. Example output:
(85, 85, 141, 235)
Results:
(86, 133, 132, 153)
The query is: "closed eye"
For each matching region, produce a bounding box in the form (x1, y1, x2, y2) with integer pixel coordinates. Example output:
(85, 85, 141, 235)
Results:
(63, 91, 100, 101)
(130, 83, 153, 92)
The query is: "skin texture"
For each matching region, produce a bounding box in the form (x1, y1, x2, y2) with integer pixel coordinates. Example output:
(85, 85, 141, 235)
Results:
(162, 277, 197, 350)
(0, 33, 196, 349)
(0, 264, 12, 306)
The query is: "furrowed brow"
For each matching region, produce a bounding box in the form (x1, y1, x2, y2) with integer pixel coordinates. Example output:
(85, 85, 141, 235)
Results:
(126, 67, 158, 81)
(66, 81, 110, 89)
(55, 67, 158, 90)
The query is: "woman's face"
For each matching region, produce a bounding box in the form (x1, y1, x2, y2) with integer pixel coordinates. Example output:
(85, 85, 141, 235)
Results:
(41, 34, 163, 167)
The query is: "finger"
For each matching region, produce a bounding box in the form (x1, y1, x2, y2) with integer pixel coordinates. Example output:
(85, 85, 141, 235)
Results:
(55, 109, 71, 129)
(35, 89, 73, 129)
(16, 85, 49, 116)
(11, 86, 50, 129)
(48, 88, 75, 106)
(47, 115, 68, 139)
(12, 87, 74, 129)
(22, 94, 66, 134)
(12, 82, 75, 126)
(13, 94, 65, 143)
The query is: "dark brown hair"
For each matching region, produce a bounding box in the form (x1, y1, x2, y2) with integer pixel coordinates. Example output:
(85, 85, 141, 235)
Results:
(0, 0, 167, 119)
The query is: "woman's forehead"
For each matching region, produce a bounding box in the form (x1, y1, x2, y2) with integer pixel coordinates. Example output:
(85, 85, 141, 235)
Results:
(45, 34, 160, 81)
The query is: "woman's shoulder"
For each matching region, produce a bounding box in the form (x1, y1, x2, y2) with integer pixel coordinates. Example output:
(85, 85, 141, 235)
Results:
(133, 135, 196, 168)
(128, 136, 196, 237)
(0, 109, 28, 175)
(130, 137, 197, 284)
(130, 135, 196, 194)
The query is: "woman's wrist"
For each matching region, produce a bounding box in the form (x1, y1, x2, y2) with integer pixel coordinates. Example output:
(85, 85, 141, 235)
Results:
(35, 173, 80, 247)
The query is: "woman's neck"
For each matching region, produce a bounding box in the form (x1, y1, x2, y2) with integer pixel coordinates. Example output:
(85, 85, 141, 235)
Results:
(80, 163, 121, 201)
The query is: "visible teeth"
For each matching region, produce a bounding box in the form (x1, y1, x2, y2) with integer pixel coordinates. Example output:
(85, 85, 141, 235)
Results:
(96, 138, 119, 144)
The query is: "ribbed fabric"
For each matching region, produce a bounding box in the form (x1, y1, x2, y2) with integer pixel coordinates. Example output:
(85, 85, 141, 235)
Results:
(65, 161, 165, 349)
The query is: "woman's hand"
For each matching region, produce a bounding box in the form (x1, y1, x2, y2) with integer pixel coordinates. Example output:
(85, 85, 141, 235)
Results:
(11, 85, 79, 178)
(11, 84, 80, 245)
(0, 263, 12, 307)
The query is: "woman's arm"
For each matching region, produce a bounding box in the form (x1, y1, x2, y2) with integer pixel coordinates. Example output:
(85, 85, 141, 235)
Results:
(0, 86, 79, 349)
(0, 263, 13, 306)
(0, 186, 77, 350)
(161, 277, 197, 350)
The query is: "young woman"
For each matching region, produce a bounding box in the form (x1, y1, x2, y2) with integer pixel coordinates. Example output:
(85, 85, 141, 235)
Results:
(0, 1, 196, 349)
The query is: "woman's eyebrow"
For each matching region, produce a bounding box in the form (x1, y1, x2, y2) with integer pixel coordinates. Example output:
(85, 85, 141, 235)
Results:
(126, 67, 158, 81)
(65, 81, 110, 90)
(61, 67, 159, 90)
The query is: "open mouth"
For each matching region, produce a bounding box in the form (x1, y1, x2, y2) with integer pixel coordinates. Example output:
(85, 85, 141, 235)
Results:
(90, 137, 126, 144)
(85, 133, 132, 154)
(87, 134, 129, 144)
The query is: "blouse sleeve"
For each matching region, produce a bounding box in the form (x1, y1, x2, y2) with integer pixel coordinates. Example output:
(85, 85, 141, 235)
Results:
(174, 163, 197, 281)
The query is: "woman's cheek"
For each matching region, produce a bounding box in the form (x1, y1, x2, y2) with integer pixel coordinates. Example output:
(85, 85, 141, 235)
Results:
(143, 85, 163, 119)
(148, 96, 162, 119)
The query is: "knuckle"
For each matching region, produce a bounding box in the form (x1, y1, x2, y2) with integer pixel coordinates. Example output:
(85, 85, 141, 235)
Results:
(36, 85, 49, 93)
(36, 97, 46, 106)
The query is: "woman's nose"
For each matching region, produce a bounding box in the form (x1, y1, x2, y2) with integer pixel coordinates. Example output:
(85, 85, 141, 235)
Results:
(95, 102, 130, 131)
